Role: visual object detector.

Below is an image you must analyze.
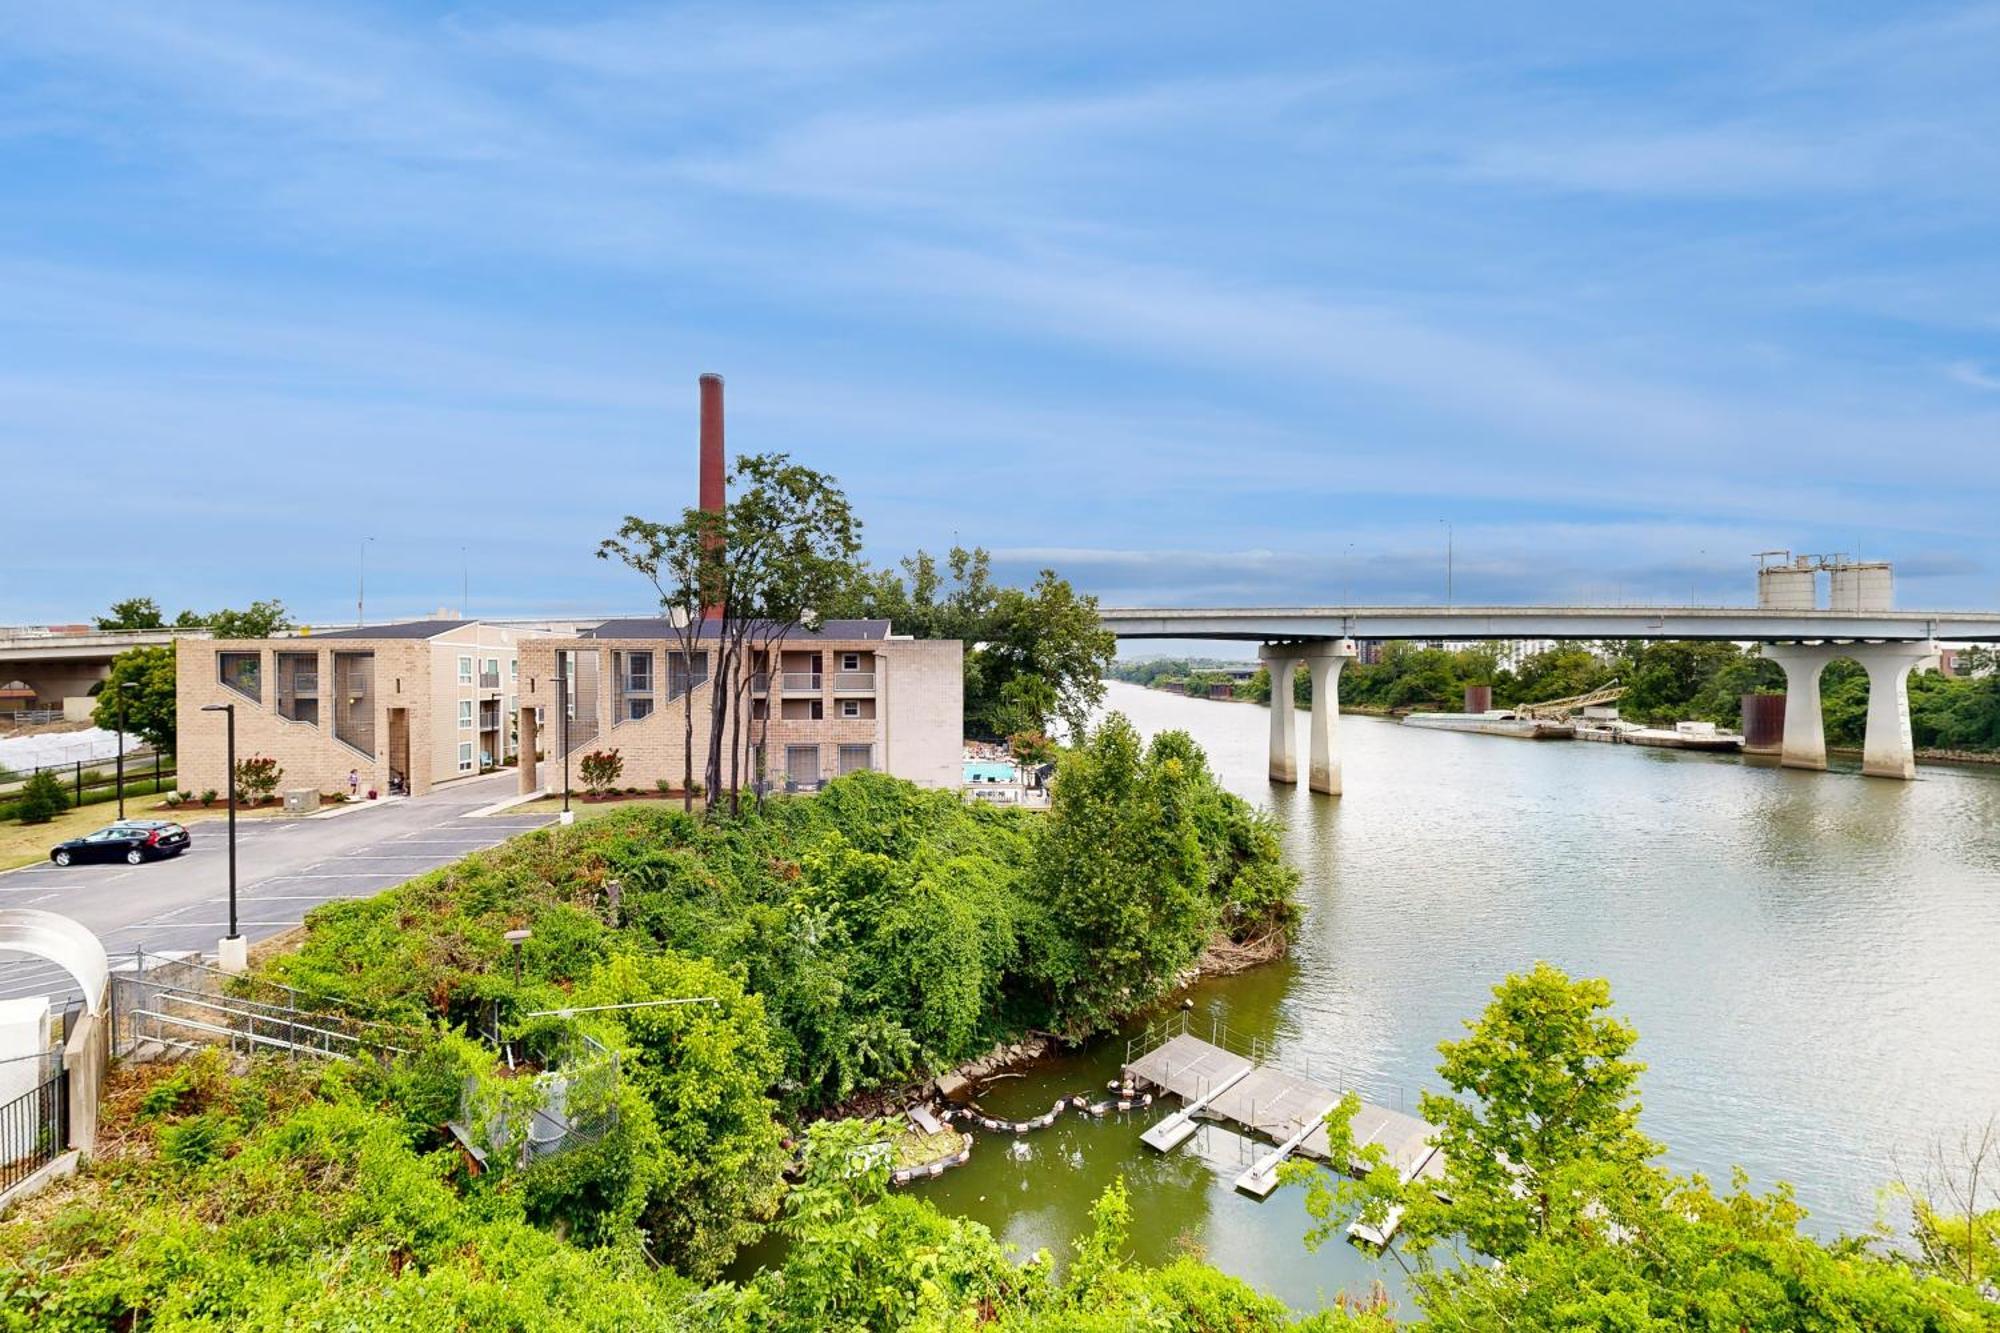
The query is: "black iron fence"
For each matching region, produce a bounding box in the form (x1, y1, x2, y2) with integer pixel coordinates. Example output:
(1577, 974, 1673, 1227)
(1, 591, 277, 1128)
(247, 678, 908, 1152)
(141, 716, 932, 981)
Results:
(0, 1053, 68, 1195)
(0, 752, 177, 817)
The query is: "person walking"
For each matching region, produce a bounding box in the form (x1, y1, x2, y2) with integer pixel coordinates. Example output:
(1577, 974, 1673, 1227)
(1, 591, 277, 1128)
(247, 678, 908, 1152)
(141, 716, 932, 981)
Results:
(347, 768, 360, 801)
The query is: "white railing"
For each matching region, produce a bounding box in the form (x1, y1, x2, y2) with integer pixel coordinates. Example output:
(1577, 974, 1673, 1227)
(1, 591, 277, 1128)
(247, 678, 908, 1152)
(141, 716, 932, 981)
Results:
(781, 673, 822, 692)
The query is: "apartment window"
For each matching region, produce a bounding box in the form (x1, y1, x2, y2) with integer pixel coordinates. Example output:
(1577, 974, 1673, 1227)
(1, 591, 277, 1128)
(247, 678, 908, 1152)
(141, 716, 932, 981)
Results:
(840, 699, 862, 719)
(217, 652, 261, 702)
(628, 697, 654, 720)
(509, 658, 518, 681)
(458, 700, 473, 729)
(785, 744, 820, 787)
(458, 742, 474, 773)
(482, 657, 500, 687)
(458, 656, 473, 684)
(838, 744, 873, 775)
(625, 653, 653, 693)
(841, 652, 862, 672)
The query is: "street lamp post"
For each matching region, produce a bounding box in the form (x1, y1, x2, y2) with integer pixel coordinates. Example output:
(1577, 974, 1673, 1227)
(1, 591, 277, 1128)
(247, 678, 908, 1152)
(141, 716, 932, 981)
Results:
(199, 702, 244, 971)
(556, 654, 572, 824)
(114, 680, 138, 819)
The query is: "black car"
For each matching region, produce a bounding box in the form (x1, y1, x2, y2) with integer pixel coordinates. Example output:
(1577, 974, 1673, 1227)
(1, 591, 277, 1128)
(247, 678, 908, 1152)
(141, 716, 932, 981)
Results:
(49, 820, 191, 866)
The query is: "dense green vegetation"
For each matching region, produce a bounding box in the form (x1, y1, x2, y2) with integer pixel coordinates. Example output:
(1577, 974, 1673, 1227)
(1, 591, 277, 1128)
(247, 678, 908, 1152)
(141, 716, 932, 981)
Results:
(218, 729, 1291, 1278)
(12, 961, 1993, 1329)
(1229, 639, 2000, 751)
(1109, 656, 1249, 698)
(1287, 963, 1999, 1328)
(829, 546, 1119, 740)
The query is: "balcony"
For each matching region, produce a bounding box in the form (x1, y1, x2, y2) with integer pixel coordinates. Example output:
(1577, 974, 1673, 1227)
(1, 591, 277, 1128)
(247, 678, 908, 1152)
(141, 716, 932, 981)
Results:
(749, 672, 770, 694)
(781, 672, 822, 692)
(479, 670, 501, 689)
(292, 672, 319, 695)
(832, 672, 876, 693)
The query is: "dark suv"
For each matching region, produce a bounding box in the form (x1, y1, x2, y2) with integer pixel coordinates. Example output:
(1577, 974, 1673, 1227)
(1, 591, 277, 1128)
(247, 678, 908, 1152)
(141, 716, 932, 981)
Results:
(49, 820, 191, 866)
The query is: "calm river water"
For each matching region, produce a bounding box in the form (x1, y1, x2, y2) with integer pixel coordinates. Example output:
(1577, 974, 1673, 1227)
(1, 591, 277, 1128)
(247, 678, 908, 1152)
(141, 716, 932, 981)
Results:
(903, 681, 2000, 1314)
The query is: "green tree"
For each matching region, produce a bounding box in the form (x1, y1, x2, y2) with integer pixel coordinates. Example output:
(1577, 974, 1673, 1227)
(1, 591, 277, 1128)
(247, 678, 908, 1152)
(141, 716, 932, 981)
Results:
(1026, 716, 1213, 1033)
(578, 748, 623, 795)
(832, 547, 1116, 742)
(600, 452, 862, 814)
(568, 951, 789, 1279)
(14, 770, 69, 824)
(200, 599, 295, 639)
(91, 643, 177, 752)
(94, 596, 164, 630)
(1404, 961, 1659, 1260)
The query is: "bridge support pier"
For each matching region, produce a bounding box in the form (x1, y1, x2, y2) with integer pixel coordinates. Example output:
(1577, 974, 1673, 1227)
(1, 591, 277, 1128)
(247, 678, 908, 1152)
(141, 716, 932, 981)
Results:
(1759, 640, 1938, 779)
(1262, 640, 1356, 794)
(1261, 646, 1299, 784)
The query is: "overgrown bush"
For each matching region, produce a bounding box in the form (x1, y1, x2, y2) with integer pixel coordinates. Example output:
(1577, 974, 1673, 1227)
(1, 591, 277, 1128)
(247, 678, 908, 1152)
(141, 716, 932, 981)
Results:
(14, 771, 67, 825)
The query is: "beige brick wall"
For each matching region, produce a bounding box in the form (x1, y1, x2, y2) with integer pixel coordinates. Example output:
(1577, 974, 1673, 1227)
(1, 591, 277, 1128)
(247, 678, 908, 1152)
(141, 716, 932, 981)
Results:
(516, 632, 963, 793)
(177, 638, 434, 799)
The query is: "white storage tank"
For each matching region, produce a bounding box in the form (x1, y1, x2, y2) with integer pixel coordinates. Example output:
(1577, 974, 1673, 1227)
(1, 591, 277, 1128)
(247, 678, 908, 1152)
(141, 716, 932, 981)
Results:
(1828, 561, 1893, 612)
(1757, 557, 1819, 610)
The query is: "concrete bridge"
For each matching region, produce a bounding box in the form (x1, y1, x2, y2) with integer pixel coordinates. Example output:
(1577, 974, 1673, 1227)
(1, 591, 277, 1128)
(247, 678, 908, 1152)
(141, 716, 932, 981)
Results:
(1100, 605, 2000, 787)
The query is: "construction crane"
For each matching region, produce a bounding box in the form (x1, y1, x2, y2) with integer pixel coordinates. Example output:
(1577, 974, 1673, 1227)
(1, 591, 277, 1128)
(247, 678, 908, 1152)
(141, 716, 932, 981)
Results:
(1511, 680, 1625, 722)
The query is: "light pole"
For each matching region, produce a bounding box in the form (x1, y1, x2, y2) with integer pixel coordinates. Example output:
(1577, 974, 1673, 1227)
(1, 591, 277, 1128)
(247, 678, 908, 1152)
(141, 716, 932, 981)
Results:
(357, 535, 376, 627)
(199, 702, 244, 972)
(114, 680, 138, 820)
(1442, 521, 1454, 607)
(556, 654, 572, 824)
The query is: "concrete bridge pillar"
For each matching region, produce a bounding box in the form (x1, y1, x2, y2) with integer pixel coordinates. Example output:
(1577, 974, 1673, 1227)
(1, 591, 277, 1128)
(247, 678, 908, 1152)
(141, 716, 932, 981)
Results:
(1305, 647, 1354, 796)
(1260, 645, 1300, 784)
(1759, 640, 1938, 779)
(1261, 640, 1355, 793)
(1858, 641, 1939, 780)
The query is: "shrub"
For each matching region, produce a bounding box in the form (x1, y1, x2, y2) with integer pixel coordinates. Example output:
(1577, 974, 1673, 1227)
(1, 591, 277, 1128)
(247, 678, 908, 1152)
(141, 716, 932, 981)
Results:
(200, 789, 218, 806)
(656, 778, 674, 794)
(578, 748, 623, 795)
(176, 789, 194, 803)
(15, 771, 68, 825)
(235, 756, 283, 805)
(688, 779, 705, 798)
(162, 792, 183, 808)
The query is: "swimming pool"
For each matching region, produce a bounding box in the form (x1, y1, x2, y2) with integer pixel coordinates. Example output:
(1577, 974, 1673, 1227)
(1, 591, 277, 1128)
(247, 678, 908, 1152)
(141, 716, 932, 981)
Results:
(962, 760, 1017, 783)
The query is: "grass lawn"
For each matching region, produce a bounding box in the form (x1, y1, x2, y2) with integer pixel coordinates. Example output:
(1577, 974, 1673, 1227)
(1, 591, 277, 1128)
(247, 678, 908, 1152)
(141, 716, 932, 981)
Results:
(0, 795, 290, 871)
(505, 795, 696, 820)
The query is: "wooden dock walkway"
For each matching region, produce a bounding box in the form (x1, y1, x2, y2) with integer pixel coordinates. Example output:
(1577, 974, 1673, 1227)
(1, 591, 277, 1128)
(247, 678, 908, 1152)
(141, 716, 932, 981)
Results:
(1122, 1025, 1444, 1238)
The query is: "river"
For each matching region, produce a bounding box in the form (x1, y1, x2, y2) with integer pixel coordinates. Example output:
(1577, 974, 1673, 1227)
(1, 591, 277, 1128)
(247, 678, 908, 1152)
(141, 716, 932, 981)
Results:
(904, 680, 2000, 1313)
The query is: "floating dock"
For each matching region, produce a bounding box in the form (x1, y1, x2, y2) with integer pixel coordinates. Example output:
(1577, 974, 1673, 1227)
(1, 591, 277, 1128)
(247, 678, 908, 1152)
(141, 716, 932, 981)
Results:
(1122, 1023, 1444, 1240)
(1401, 712, 1572, 740)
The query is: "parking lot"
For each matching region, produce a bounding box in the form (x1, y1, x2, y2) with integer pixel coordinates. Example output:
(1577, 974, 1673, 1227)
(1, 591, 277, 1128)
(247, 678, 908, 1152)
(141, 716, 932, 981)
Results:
(0, 771, 551, 1005)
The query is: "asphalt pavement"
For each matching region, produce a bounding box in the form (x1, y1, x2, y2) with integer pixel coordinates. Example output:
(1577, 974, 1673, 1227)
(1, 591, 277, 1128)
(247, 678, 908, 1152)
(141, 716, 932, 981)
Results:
(0, 771, 551, 1005)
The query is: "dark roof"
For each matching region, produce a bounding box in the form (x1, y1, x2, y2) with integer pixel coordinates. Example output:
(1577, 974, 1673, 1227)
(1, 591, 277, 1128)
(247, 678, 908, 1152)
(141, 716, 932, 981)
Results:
(303, 619, 473, 641)
(583, 617, 891, 641)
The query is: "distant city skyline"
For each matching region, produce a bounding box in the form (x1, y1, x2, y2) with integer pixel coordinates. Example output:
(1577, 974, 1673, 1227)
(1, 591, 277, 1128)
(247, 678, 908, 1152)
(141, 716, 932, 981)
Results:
(4, 3, 1996, 624)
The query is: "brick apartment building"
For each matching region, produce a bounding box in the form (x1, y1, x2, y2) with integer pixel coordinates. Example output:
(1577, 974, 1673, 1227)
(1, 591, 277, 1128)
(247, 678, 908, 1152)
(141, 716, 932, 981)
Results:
(177, 615, 963, 803)
(515, 618, 961, 796)
(176, 619, 540, 800)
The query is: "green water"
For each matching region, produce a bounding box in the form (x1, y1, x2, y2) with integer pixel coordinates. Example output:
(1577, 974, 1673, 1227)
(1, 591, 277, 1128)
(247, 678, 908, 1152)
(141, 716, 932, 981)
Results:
(888, 682, 2000, 1315)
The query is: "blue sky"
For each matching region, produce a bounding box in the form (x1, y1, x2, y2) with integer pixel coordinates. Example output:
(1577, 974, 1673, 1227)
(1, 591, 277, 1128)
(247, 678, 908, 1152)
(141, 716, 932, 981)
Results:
(3, 2, 1996, 629)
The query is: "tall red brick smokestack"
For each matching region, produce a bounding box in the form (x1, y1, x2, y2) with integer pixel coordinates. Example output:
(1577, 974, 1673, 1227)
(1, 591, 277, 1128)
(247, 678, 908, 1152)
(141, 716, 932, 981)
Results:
(698, 373, 725, 618)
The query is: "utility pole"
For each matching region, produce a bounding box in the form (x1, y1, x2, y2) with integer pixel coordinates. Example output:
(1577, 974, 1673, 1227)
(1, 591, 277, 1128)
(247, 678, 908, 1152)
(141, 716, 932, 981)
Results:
(357, 535, 376, 627)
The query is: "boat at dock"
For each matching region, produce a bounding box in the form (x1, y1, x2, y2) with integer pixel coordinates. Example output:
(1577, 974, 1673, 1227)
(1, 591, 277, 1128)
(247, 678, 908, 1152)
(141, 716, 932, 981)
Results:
(1402, 711, 1573, 740)
(1573, 708, 1743, 752)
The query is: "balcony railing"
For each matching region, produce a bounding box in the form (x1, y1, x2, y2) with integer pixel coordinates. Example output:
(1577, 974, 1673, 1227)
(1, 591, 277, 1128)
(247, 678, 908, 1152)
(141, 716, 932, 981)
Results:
(781, 672, 822, 692)
(479, 671, 501, 689)
(832, 672, 876, 692)
(292, 672, 318, 694)
(749, 672, 770, 694)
